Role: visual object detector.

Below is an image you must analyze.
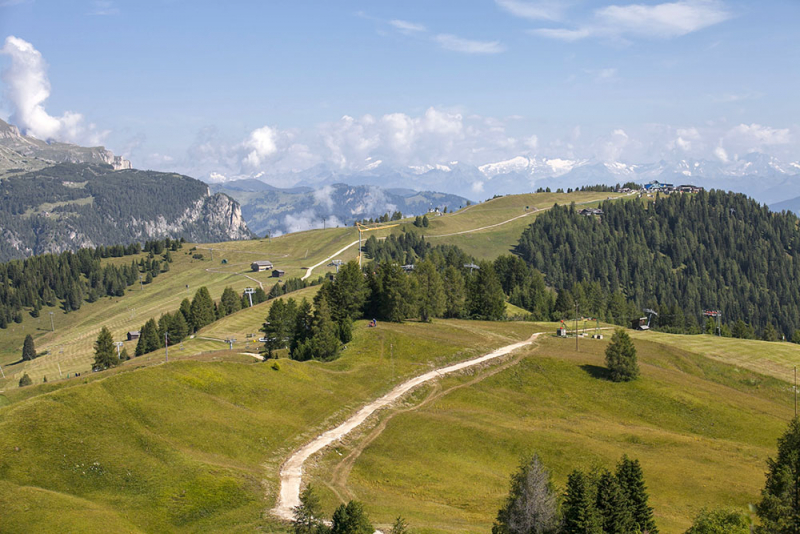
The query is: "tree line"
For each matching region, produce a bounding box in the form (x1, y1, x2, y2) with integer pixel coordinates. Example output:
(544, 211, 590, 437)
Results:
(516, 190, 800, 338)
(0, 238, 182, 329)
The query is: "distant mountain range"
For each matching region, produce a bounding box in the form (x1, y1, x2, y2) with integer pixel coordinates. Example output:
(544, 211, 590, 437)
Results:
(212, 180, 469, 236)
(209, 152, 800, 206)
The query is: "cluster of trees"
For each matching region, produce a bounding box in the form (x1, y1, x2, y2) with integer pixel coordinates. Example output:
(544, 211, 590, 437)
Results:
(354, 211, 404, 225)
(134, 285, 257, 357)
(267, 276, 324, 300)
(516, 191, 800, 338)
(533, 184, 628, 194)
(493, 454, 657, 534)
(292, 485, 409, 534)
(412, 215, 430, 228)
(0, 238, 180, 328)
(262, 297, 344, 361)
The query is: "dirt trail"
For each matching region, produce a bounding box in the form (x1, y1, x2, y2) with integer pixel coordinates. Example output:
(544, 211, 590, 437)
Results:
(271, 332, 542, 520)
(301, 241, 359, 281)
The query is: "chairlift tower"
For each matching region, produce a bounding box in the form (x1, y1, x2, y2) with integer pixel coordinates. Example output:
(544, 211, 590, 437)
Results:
(225, 338, 236, 350)
(643, 308, 659, 329)
(114, 341, 124, 360)
(703, 309, 722, 336)
(244, 287, 256, 307)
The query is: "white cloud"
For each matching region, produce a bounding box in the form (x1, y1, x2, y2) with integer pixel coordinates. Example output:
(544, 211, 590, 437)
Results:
(727, 123, 790, 146)
(283, 209, 343, 234)
(389, 19, 426, 33)
(0, 36, 106, 144)
(713, 145, 729, 162)
(495, 0, 565, 21)
(434, 34, 506, 54)
(525, 135, 539, 151)
(242, 125, 279, 168)
(533, 0, 731, 42)
(89, 1, 119, 16)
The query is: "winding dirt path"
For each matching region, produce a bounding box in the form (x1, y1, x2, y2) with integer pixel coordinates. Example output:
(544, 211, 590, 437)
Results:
(271, 332, 542, 520)
(301, 240, 360, 281)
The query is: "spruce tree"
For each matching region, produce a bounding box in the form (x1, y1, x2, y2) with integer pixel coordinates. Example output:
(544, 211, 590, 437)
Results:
(443, 265, 466, 318)
(330, 501, 373, 534)
(562, 470, 602, 534)
(93, 326, 117, 370)
(292, 485, 325, 534)
(595, 470, 634, 534)
(756, 417, 800, 533)
(291, 299, 314, 357)
(21, 334, 36, 361)
(170, 311, 189, 343)
(616, 456, 657, 533)
(264, 299, 288, 357)
(219, 286, 242, 316)
(605, 328, 639, 382)
(415, 260, 446, 322)
(493, 454, 560, 534)
(190, 287, 216, 331)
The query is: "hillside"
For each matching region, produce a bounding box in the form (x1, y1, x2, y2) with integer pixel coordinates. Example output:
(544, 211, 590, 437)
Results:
(0, 163, 252, 261)
(212, 180, 470, 236)
(3, 189, 799, 533)
(516, 189, 800, 337)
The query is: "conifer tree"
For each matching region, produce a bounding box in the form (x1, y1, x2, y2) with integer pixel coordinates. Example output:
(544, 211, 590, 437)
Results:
(22, 334, 36, 361)
(605, 328, 639, 382)
(493, 454, 560, 534)
(93, 326, 117, 370)
(330, 501, 373, 534)
(170, 311, 189, 343)
(291, 299, 314, 357)
(415, 260, 446, 322)
(756, 417, 800, 533)
(219, 286, 242, 316)
(190, 287, 216, 331)
(595, 469, 634, 534)
(18, 373, 32, 387)
(292, 485, 325, 534)
(562, 470, 602, 534)
(616, 456, 657, 533)
(443, 265, 466, 318)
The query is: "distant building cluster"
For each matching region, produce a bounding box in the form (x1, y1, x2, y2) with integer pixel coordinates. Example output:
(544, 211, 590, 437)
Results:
(641, 181, 703, 194)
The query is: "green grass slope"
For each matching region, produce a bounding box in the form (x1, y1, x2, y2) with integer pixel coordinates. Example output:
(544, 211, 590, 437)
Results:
(309, 334, 795, 533)
(0, 319, 539, 532)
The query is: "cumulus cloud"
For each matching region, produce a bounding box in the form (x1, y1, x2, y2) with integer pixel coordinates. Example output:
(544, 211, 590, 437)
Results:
(434, 34, 506, 54)
(242, 125, 279, 168)
(713, 145, 729, 162)
(532, 0, 731, 42)
(283, 209, 343, 233)
(0, 36, 107, 144)
(727, 123, 790, 147)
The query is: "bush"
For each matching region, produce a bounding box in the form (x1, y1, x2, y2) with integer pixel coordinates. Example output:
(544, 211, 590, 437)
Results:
(685, 508, 750, 534)
(18, 373, 32, 387)
(271, 361, 280, 371)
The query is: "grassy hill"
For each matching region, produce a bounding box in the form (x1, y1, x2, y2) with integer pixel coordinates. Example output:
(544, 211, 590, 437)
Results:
(0, 318, 539, 532)
(308, 332, 796, 532)
(4, 188, 799, 533)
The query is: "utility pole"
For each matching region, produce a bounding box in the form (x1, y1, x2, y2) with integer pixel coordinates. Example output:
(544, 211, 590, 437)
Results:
(210, 248, 213, 261)
(139, 275, 144, 291)
(795, 366, 797, 417)
(0, 364, 5, 379)
(114, 341, 124, 360)
(244, 287, 255, 307)
(165, 333, 169, 362)
(323, 217, 326, 230)
(49, 311, 55, 332)
(575, 302, 579, 352)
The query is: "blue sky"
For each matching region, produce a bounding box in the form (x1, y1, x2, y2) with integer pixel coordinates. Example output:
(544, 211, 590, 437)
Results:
(1, 0, 798, 179)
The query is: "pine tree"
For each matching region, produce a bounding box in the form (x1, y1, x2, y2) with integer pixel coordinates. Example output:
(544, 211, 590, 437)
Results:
(562, 470, 602, 534)
(93, 326, 118, 370)
(468, 261, 506, 320)
(595, 469, 634, 534)
(292, 485, 326, 534)
(443, 265, 466, 318)
(170, 311, 189, 343)
(616, 456, 657, 533)
(136, 318, 160, 356)
(190, 287, 216, 331)
(390, 516, 410, 534)
(756, 417, 800, 533)
(291, 299, 314, 358)
(330, 501, 373, 534)
(219, 286, 242, 316)
(415, 260, 446, 322)
(263, 299, 288, 358)
(326, 260, 368, 322)
(18, 373, 32, 387)
(21, 334, 36, 361)
(493, 454, 560, 534)
(605, 328, 639, 382)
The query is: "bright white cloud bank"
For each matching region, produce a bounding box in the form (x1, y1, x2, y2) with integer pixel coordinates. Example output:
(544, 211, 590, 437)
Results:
(0, 36, 106, 145)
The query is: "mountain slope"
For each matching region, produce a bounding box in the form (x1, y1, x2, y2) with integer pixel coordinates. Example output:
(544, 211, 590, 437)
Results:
(0, 163, 253, 261)
(213, 180, 470, 236)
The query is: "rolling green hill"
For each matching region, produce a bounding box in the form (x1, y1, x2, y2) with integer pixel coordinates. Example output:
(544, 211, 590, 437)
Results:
(2, 188, 799, 533)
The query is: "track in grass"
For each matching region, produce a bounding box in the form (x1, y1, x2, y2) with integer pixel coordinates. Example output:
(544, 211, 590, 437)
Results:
(272, 332, 543, 520)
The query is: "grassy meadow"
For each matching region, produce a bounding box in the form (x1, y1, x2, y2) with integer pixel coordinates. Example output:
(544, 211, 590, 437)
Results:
(308, 333, 796, 533)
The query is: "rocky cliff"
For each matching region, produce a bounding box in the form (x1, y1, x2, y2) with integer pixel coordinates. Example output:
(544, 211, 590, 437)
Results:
(0, 164, 253, 261)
